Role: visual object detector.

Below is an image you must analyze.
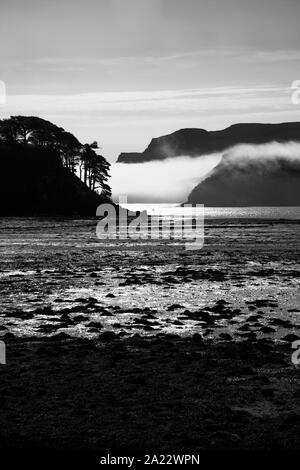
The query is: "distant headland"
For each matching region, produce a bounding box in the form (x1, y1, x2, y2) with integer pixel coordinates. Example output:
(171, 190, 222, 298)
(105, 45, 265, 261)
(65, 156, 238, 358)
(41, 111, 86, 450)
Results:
(117, 122, 300, 163)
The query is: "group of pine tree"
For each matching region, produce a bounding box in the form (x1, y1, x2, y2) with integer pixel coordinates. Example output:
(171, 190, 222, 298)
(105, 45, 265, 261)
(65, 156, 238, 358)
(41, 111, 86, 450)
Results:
(0, 116, 111, 198)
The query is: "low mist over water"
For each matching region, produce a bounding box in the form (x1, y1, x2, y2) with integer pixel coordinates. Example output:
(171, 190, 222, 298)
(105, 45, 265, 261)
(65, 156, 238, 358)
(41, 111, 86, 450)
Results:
(111, 154, 221, 202)
(111, 141, 300, 204)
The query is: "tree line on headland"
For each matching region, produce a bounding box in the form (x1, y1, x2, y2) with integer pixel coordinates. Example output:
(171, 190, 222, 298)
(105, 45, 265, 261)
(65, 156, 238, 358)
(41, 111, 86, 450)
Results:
(0, 116, 111, 198)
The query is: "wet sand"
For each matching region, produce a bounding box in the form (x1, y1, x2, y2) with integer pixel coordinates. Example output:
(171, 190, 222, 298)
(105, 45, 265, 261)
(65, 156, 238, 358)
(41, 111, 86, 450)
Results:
(0, 217, 299, 462)
(0, 335, 300, 464)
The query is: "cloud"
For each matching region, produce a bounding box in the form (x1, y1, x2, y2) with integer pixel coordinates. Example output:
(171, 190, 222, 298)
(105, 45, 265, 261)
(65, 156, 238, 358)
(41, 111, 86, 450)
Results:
(7, 48, 300, 71)
(3, 85, 291, 117)
(110, 154, 222, 202)
(110, 141, 300, 203)
(222, 141, 300, 168)
(251, 50, 300, 63)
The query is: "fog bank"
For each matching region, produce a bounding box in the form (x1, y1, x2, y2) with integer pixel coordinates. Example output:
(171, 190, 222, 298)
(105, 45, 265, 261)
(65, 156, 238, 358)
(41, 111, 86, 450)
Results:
(111, 154, 221, 202)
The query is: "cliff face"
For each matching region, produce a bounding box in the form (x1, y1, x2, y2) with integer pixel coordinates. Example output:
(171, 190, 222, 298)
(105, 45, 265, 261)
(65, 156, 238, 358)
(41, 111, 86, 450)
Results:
(186, 154, 300, 207)
(116, 123, 300, 163)
(117, 152, 143, 163)
(0, 144, 107, 216)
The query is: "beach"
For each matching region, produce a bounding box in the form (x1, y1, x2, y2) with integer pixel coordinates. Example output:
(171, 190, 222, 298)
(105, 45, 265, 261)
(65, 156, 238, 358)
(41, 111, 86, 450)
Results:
(0, 212, 299, 461)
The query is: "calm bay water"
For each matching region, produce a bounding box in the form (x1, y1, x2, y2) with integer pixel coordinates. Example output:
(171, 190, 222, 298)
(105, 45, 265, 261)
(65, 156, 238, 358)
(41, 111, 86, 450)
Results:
(122, 204, 300, 220)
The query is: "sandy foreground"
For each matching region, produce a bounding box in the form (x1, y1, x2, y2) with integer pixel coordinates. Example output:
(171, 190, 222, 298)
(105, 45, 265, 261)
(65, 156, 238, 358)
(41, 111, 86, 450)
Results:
(0, 334, 300, 464)
(0, 217, 299, 464)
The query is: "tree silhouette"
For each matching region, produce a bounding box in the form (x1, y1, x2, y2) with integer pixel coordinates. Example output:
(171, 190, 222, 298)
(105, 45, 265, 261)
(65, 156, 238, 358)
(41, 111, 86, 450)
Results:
(0, 116, 111, 197)
(79, 143, 111, 197)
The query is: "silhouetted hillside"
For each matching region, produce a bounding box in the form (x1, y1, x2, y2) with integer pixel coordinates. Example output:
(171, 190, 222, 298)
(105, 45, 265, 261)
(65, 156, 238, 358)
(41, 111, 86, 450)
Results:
(117, 122, 300, 163)
(0, 144, 108, 216)
(186, 151, 300, 206)
(117, 152, 143, 162)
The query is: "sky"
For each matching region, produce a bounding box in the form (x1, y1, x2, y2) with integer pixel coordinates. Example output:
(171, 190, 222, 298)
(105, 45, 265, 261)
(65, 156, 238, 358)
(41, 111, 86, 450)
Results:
(1, 0, 300, 161)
